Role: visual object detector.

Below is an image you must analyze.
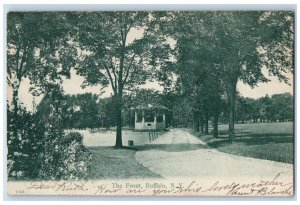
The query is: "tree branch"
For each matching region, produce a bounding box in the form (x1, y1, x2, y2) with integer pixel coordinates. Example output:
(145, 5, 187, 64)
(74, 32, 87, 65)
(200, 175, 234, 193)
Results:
(125, 20, 134, 36)
(7, 63, 12, 83)
(103, 63, 117, 94)
(123, 53, 136, 85)
(120, 27, 125, 45)
(17, 42, 29, 81)
(7, 76, 12, 86)
(13, 45, 21, 79)
(110, 59, 118, 88)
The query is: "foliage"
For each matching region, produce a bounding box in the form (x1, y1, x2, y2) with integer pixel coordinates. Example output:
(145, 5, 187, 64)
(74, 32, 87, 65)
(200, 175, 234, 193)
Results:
(7, 87, 92, 181)
(269, 93, 293, 121)
(7, 105, 45, 180)
(72, 12, 171, 147)
(227, 93, 293, 123)
(37, 92, 100, 129)
(7, 14, 82, 179)
(156, 11, 294, 140)
(57, 132, 92, 180)
(7, 12, 76, 115)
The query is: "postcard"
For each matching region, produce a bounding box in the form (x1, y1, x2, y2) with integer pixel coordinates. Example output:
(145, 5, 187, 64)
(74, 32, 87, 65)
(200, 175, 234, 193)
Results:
(6, 10, 294, 196)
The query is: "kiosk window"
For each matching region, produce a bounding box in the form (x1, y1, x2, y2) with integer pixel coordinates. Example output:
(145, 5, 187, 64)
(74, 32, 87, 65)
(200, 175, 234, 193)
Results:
(157, 114, 164, 122)
(144, 110, 155, 122)
(136, 111, 143, 122)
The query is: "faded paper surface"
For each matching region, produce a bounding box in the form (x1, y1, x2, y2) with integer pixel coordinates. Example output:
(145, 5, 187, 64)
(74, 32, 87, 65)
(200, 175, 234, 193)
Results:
(6, 10, 294, 197)
(8, 173, 294, 196)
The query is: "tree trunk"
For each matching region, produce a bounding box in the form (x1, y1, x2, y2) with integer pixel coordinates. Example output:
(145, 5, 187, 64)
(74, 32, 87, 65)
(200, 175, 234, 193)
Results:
(195, 119, 200, 132)
(115, 94, 123, 148)
(200, 116, 204, 133)
(204, 111, 209, 135)
(194, 111, 200, 132)
(115, 35, 126, 148)
(12, 87, 19, 138)
(213, 110, 219, 138)
(12, 88, 19, 116)
(228, 81, 237, 143)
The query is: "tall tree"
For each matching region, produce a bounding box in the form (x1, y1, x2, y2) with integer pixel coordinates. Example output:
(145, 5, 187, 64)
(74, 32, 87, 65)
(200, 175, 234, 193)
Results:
(74, 12, 166, 148)
(7, 12, 76, 139)
(210, 11, 294, 141)
(158, 12, 225, 136)
(157, 11, 293, 141)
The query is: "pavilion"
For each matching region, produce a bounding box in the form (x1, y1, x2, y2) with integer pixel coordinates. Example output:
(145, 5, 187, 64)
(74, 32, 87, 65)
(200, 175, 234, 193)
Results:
(133, 103, 168, 131)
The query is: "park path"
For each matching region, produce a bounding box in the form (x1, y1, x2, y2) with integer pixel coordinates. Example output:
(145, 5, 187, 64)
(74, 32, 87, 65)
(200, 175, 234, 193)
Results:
(135, 128, 293, 181)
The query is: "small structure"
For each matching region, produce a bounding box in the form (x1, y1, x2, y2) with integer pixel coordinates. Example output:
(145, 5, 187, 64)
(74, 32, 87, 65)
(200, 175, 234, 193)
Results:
(133, 103, 167, 131)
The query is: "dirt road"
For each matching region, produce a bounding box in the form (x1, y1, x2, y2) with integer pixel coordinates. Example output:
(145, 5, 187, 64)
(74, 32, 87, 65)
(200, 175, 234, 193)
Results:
(135, 128, 293, 181)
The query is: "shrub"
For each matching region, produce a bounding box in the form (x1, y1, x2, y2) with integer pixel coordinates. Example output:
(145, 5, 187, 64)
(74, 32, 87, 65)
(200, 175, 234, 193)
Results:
(7, 106, 45, 180)
(8, 103, 92, 181)
(60, 132, 83, 144)
(57, 132, 92, 180)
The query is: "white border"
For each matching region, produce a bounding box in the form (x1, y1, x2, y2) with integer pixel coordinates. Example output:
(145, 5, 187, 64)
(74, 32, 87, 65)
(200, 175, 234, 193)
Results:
(1, 1, 299, 205)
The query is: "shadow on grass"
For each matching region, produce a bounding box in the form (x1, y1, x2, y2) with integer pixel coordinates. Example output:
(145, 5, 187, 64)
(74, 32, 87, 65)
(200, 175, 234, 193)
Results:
(135, 143, 210, 152)
(87, 146, 161, 179)
(201, 133, 294, 164)
(208, 133, 293, 148)
(244, 133, 293, 137)
(88, 146, 137, 150)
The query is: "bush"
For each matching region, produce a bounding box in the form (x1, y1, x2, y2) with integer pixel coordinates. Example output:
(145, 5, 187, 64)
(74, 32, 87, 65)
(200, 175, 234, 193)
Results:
(8, 103, 92, 181)
(57, 132, 92, 180)
(7, 106, 45, 180)
(60, 132, 83, 144)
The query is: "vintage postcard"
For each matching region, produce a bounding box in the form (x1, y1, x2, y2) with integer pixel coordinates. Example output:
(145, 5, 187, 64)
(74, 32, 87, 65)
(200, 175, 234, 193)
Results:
(6, 10, 294, 196)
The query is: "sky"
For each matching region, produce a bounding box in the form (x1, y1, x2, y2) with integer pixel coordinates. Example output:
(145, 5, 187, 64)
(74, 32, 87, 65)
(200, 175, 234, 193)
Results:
(6, 68, 293, 112)
(6, 24, 294, 111)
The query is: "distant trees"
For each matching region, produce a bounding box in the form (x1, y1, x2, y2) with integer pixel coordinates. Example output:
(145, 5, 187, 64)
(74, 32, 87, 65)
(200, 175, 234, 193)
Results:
(37, 93, 112, 130)
(264, 93, 293, 122)
(36, 89, 177, 130)
(232, 93, 293, 123)
(235, 96, 260, 123)
(68, 93, 99, 129)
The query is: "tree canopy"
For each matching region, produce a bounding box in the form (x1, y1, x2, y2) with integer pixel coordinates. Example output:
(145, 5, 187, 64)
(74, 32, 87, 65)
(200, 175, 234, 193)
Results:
(7, 11, 294, 145)
(156, 11, 294, 141)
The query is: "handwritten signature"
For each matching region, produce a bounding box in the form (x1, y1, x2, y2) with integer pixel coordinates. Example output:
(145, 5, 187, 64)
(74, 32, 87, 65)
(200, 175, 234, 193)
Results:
(24, 172, 293, 196)
(28, 181, 88, 192)
(153, 173, 293, 196)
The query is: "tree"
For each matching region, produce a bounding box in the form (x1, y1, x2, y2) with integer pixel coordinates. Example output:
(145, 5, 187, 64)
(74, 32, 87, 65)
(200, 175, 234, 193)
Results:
(157, 12, 225, 136)
(7, 12, 76, 139)
(157, 11, 293, 141)
(7, 12, 92, 181)
(38, 93, 100, 129)
(74, 12, 167, 148)
(200, 11, 293, 141)
(207, 12, 266, 141)
(258, 95, 272, 122)
(270, 93, 293, 122)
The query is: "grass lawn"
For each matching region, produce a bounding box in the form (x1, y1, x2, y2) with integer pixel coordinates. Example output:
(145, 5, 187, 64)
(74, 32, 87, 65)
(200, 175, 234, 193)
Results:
(70, 129, 153, 147)
(87, 146, 161, 179)
(193, 122, 294, 164)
